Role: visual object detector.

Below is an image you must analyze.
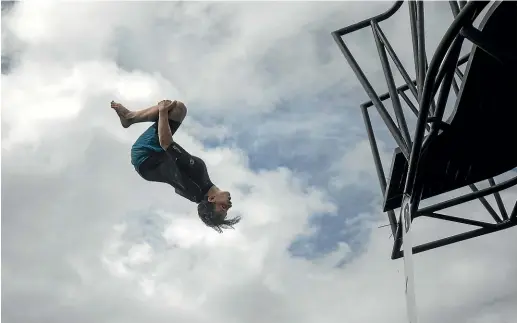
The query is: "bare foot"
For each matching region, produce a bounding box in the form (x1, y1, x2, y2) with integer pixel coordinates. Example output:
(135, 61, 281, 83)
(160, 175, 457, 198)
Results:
(110, 101, 133, 128)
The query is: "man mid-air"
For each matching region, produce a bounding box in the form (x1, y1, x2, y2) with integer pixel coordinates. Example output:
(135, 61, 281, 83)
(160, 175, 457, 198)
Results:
(111, 99, 240, 233)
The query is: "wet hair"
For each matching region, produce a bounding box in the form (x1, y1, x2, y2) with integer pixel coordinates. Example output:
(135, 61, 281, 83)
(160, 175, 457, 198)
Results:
(197, 199, 241, 233)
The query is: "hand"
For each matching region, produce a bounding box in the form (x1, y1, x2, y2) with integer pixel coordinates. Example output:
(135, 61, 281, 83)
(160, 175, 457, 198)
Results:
(158, 100, 173, 112)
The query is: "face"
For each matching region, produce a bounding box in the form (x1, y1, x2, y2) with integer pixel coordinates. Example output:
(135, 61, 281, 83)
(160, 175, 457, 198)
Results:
(208, 190, 232, 215)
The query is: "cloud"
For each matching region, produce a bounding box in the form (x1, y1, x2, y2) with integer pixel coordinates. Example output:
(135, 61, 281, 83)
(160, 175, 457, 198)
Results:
(2, 2, 516, 323)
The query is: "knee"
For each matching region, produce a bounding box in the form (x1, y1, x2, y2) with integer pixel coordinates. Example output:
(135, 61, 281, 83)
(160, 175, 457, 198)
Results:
(175, 100, 188, 117)
(168, 100, 187, 122)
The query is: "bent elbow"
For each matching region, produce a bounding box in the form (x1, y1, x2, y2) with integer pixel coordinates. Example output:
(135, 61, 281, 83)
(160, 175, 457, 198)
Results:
(159, 138, 172, 151)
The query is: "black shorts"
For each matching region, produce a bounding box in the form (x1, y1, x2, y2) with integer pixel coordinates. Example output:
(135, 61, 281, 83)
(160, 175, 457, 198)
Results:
(137, 143, 214, 203)
(134, 119, 183, 185)
(137, 148, 180, 186)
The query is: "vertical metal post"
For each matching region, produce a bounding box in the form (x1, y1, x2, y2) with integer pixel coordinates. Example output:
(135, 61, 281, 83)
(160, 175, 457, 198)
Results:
(416, 1, 427, 104)
(408, 1, 420, 91)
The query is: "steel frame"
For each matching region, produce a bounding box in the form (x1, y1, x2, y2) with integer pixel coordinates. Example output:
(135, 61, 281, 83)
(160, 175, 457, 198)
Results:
(332, 1, 517, 260)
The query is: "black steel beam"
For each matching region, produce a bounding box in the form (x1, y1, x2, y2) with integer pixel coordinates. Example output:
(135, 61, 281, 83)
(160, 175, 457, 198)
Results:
(395, 218, 517, 259)
(419, 176, 517, 214)
(416, 1, 427, 100)
(460, 25, 517, 66)
(432, 36, 464, 128)
(418, 212, 496, 228)
(510, 200, 517, 221)
(399, 89, 432, 132)
(373, 22, 419, 101)
(390, 174, 517, 259)
(469, 184, 503, 223)
(408, 1, 420, 92)
(361, 105, 398, 235)
(371, 21, 413, 148)
(488, 178, 509, 220)
(391, 219, 403, 260)
(449, 1, 461, 17)
(361, 80, 417, 109)
(332, 33, 410, 159)
(333, 1, 403, 37)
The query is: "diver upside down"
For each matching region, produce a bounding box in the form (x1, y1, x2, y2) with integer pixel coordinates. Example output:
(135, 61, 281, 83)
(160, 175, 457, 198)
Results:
(111, 99, 240, 233)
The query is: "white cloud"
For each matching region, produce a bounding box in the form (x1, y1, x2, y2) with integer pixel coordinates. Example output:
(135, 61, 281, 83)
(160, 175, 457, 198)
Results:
(2, 2, 516, 323)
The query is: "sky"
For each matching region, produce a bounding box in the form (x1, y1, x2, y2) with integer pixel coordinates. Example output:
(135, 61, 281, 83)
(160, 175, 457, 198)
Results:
(2, 1, 517, 323)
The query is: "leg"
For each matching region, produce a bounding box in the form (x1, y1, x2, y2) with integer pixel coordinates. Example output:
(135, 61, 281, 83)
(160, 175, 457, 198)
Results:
(111, 100, 187, 128)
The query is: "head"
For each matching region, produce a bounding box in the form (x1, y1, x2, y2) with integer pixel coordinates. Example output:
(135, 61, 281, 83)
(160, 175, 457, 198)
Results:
(197, 190, 240, 233)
